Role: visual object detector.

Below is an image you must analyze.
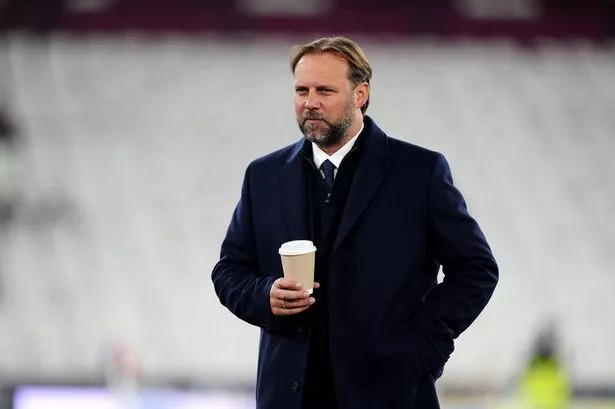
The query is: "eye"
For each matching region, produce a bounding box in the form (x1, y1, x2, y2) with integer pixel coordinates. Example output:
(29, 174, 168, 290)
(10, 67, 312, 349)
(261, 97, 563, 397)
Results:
(295, 88, 308, 96)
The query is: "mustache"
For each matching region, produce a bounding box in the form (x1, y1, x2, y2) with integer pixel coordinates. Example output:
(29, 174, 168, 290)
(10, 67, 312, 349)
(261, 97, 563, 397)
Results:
(302, 112, 328, 124)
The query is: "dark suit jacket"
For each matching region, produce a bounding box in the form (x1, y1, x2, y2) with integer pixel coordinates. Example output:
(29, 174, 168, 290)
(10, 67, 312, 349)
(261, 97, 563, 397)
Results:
(212, 116, 498, 409)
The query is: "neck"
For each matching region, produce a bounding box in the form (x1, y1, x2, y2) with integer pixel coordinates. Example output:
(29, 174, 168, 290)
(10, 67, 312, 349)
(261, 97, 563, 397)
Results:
(320, 113, 363, 155)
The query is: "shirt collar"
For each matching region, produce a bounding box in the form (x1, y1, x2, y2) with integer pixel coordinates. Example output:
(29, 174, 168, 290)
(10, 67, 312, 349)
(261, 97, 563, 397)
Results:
(312, 122, 364, 170)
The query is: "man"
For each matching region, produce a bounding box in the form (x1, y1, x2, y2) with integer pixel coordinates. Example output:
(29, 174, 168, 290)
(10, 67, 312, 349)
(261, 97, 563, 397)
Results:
(0, 107, 19, 227)
(212, 36, 498, 409)
(519, 326, 571, 409)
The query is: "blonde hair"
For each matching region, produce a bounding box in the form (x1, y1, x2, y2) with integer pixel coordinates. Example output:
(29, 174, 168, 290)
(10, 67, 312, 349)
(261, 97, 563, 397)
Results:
(290, 36, 372, 114)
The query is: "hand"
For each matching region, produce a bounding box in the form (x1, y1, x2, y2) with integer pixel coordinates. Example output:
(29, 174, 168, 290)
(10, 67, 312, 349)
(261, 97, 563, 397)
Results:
(270, 278, 320, 316)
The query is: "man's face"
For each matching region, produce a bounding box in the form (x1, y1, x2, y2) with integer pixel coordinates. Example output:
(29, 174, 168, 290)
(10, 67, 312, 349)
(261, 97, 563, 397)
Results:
(294, 53, 356, 149)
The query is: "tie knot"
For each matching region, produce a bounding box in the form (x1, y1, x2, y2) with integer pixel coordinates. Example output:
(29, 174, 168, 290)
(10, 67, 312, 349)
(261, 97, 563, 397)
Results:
(321, 159, 336, 174)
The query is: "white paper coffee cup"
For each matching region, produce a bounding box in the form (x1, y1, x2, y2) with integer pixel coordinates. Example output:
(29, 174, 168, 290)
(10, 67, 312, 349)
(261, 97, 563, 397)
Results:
(278, 240, 316, 294)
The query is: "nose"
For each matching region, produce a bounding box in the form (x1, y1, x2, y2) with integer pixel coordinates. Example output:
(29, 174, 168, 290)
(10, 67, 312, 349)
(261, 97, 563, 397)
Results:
(304, 91, 320, 109)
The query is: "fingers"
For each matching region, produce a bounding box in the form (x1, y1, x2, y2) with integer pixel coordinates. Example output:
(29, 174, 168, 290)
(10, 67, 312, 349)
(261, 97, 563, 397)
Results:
(274, 297, 316, 316)
(270, 278, 320, 316)
(277, 295, 315, 310)
(274, 287, 309, 302)
(274, 277, 304, 290)
(274, 278, 320, 291)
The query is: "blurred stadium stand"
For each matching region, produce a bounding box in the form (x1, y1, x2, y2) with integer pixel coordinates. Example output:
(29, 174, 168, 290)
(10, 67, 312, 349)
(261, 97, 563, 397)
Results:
(0, 1, 614, 408)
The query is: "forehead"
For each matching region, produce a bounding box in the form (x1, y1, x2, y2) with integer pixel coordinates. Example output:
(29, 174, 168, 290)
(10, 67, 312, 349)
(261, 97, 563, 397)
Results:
(293, 52, 350, 85)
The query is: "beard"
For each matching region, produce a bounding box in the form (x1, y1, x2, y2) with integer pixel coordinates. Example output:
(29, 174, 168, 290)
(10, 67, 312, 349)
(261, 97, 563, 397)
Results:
(298, 100, 354, 149)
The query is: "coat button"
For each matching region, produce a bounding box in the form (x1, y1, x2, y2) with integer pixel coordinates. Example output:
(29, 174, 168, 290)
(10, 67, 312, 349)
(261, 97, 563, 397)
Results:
(291, 381, 300, 394)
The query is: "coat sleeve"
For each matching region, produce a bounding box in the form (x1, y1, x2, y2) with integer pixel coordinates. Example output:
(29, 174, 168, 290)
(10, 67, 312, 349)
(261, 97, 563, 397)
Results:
(411, 153, 499, 376)
(211, 163, 278, 330)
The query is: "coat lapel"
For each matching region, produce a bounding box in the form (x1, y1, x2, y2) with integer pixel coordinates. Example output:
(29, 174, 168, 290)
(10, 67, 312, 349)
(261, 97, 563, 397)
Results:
(332, 117, 391, 254)
(279, 140, 311, 240)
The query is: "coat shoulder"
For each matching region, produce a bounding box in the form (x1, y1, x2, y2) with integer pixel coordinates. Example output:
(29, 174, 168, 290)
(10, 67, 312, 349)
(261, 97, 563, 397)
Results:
(246, 141, 301, 173)
(385, 134, 444, 169)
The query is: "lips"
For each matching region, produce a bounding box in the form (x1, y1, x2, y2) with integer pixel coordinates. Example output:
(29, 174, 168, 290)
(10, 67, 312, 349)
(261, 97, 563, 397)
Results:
(304, 118, 324, 124)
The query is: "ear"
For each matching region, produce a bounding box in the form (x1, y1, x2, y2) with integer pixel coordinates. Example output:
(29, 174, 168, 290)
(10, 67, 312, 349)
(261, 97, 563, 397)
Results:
(354, 82, 369, 110)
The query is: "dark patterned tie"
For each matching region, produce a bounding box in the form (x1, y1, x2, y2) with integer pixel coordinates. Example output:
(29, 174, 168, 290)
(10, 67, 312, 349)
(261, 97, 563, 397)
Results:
(321, 159, 336, 195)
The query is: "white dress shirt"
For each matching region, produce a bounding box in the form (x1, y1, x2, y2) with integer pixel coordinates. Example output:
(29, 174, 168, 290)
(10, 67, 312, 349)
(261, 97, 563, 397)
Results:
(312, 122, 364, 179)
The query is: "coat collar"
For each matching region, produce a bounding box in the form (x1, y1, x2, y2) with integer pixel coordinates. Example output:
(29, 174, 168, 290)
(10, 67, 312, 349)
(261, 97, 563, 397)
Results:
(280, 115, 392, 253)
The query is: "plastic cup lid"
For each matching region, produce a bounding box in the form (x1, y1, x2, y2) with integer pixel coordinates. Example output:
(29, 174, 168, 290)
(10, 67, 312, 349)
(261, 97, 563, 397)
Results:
(278, 240, 317, 256)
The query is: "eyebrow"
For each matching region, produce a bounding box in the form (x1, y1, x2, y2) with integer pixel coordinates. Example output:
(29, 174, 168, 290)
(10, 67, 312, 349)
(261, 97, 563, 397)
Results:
(295, 85, 337, 91)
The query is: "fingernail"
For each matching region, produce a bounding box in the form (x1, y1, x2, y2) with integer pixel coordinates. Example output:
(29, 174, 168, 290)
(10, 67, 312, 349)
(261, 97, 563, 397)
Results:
(309, 298, 315, 304)
(303, 291, 310, 297)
